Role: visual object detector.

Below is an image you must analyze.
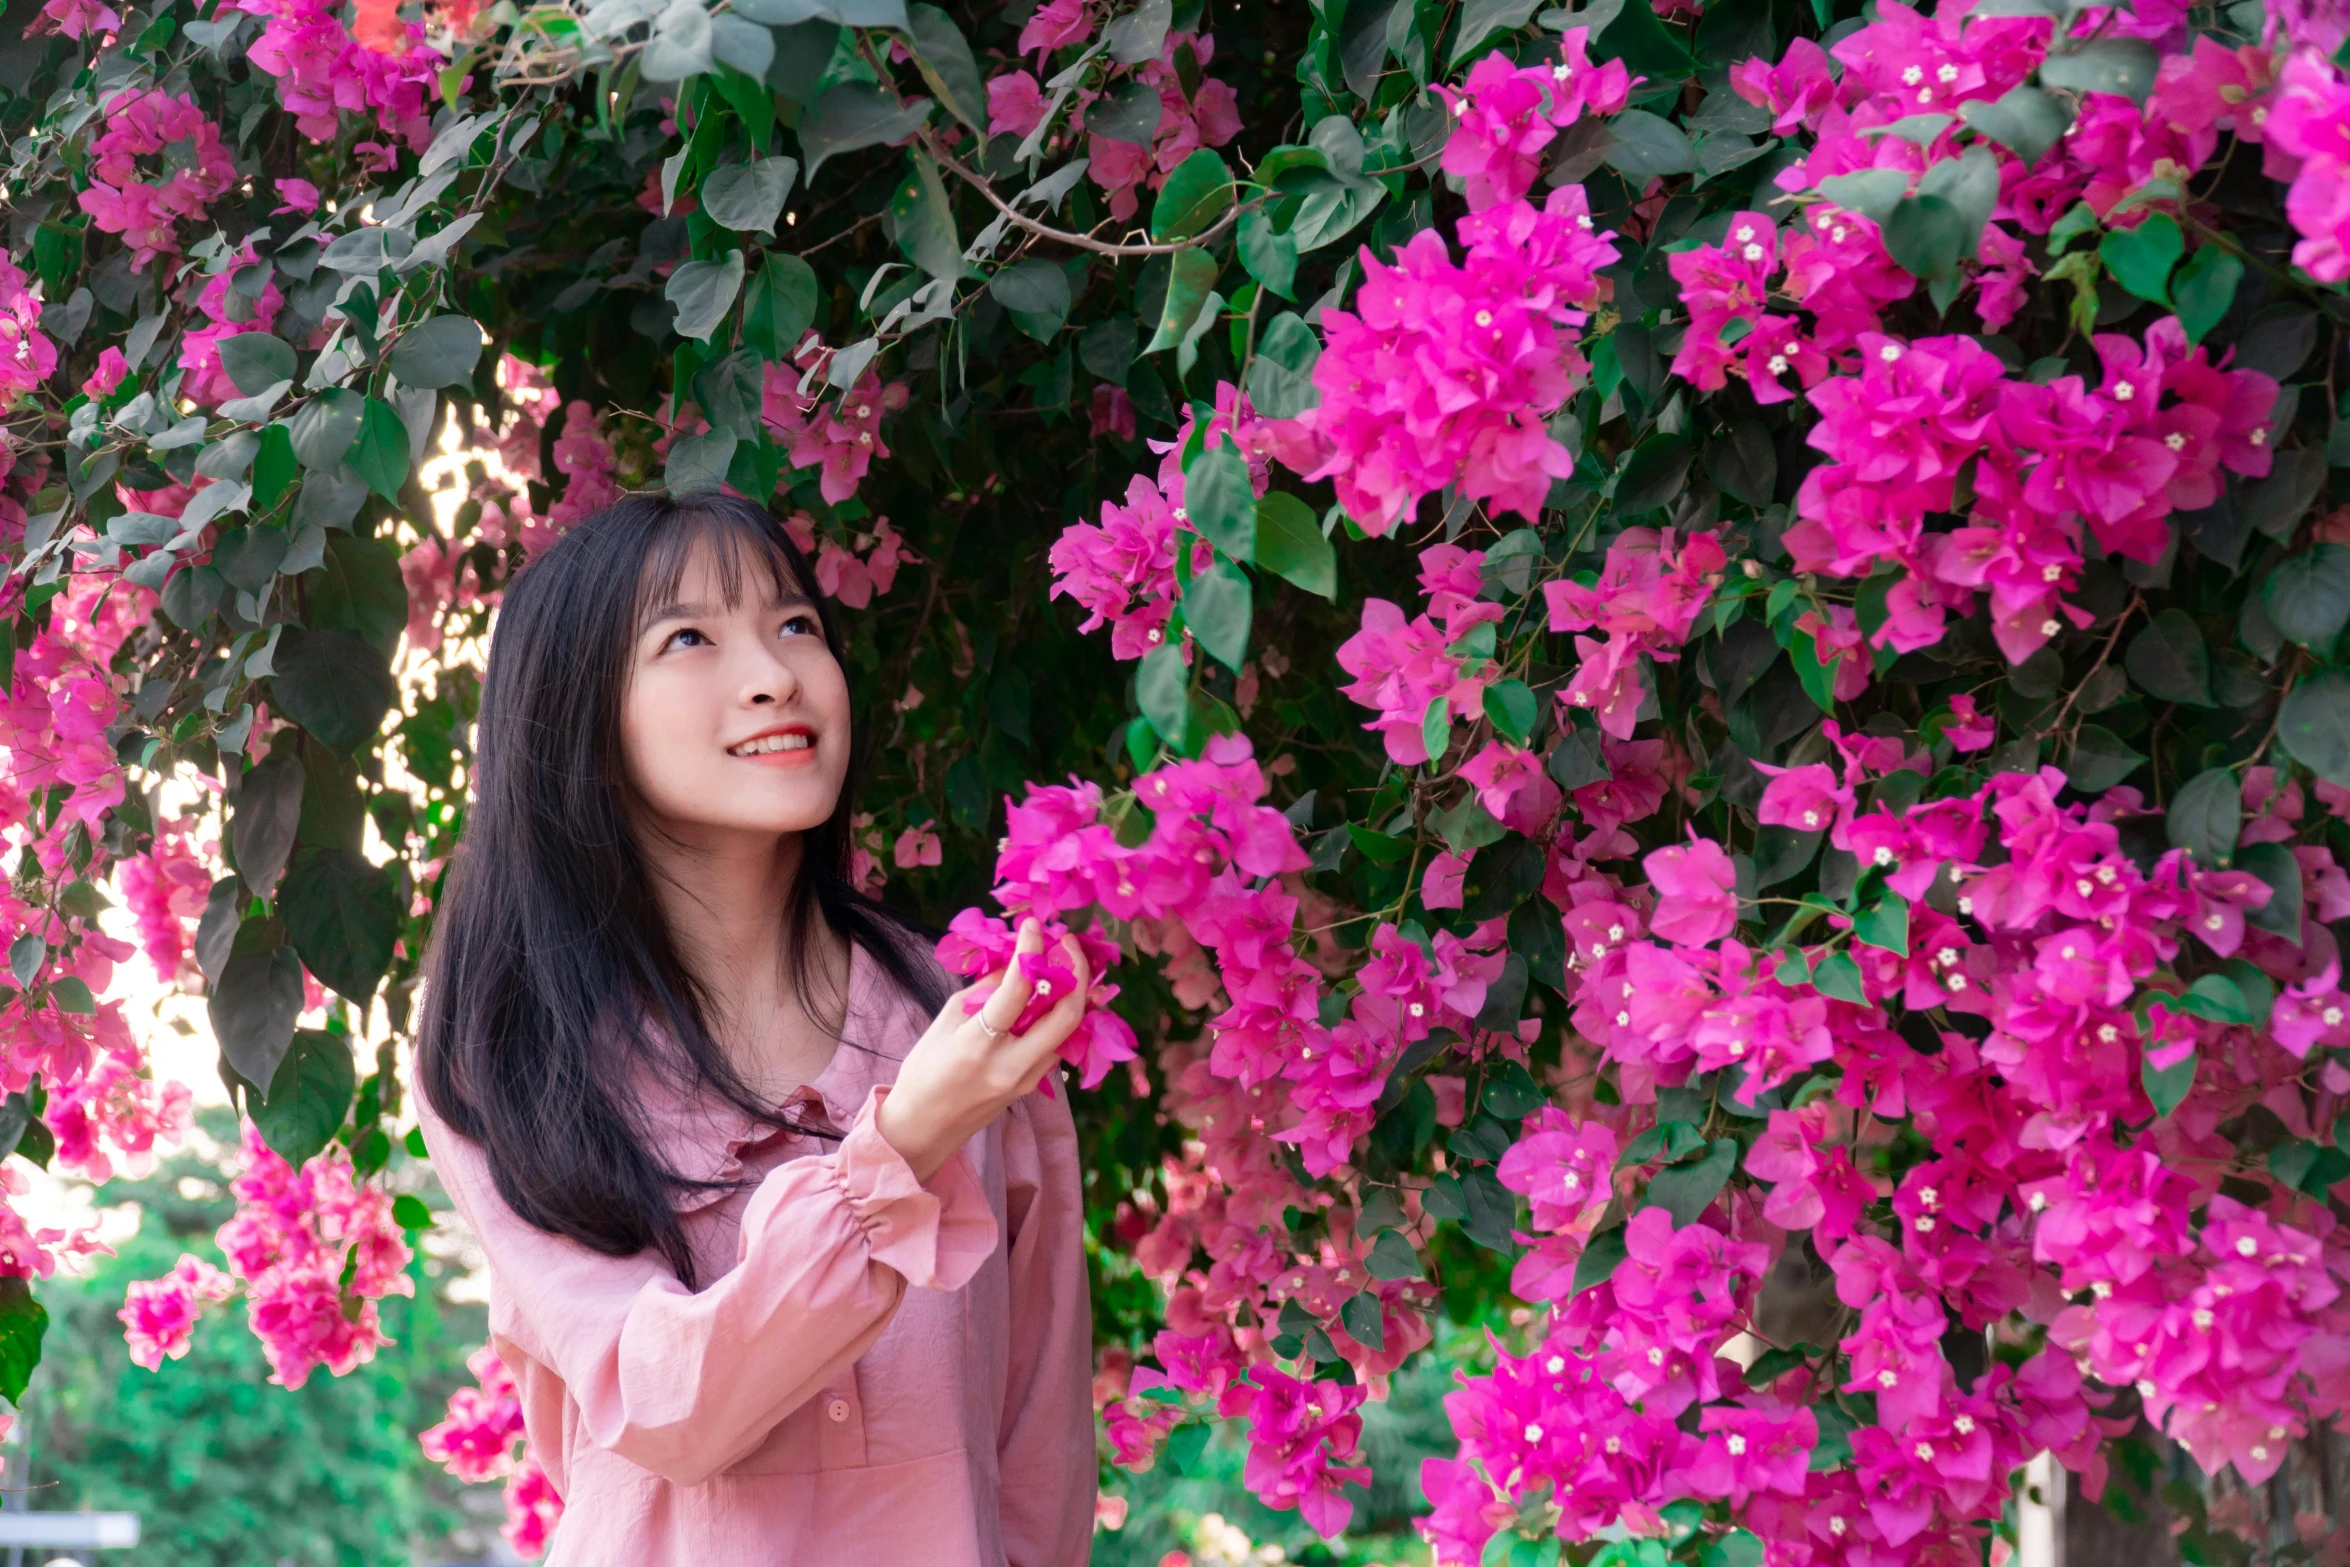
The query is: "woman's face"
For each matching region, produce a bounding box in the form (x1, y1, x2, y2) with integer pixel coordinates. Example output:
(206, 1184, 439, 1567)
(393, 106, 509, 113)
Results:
(620, 538, 852, 850)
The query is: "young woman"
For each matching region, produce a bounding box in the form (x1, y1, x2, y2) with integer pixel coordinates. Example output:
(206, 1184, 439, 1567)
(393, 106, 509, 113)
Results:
(413, 493, 1098, 1565)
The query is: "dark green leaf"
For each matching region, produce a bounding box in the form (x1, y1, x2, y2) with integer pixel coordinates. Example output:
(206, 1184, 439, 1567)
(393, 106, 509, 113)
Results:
(210, 945, 305, 1096)
(1484, 680, 1537, 745)
(2238, 840, 2304, 939)
(2264, 545, 2350, 652)
(2039, 37, 2158, 102)
(230, 751, 305, 898)
(2281, 670, 2350, 786)
(2125, 608, 2211, 705)
(1811, 950, 1866, 1003)
(990, 258, 1072, 339)
(1706, 418, 1776, 507)
(279, 846, 400, 1001)
(1883, 193, 1971, 283)
(249, 1028, 355, 1167)
(700, 156, 799, 236)
(289, 387, 365, 469)
(1244, 312, 1320, 418)
(1255, 492, 1335, 598)
(1183, 439, 1255, 559)
(348, 396, 412, 501)
(1616, 432, 1694, 514)
(905, 4, 985, 131)
(1956, 84, 2070, 164)
(385, 314, 485, 389)
(744, 252, 822, 358)
(2167, 766, 2242, 868)
(1450, 0, 1542, 62)
(890, 155, 964, 281)
(1183, 561, 1252, 671)
(2143, 1047, 2195, 1118)
(270, 628, 398, 753)
(667, 248, 748, 341)
(217, 332, 296, 397)
(1237, 210, 1298, 300)
(1152, 151, 1234, 244)
(798, 82, 932, 184)
(1605, 110, 1695, 177)
(1643, 1138, 1737, 1227)
(2172, 244, 2241, 346)
(1104, 0, 1171, 61)
(1088, 78, 1165, 144)
(1143, 247, 1220, 354)
(2066, 725, 2147, 793)
(1571, 1224, 1628, 1295)
(1853, 895, 1908, 955)
(1338, 1289, 1386, 1351)
(1137, 643, 1194, 752)
(1365, 1227, 1422, 1279)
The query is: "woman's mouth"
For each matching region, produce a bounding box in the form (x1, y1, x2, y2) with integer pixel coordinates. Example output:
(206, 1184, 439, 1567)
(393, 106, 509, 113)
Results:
(728, 731, 815, 758)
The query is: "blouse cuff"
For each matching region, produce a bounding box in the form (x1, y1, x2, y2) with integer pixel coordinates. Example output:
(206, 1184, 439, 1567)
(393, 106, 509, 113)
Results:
(830, 1085, 998, 1290)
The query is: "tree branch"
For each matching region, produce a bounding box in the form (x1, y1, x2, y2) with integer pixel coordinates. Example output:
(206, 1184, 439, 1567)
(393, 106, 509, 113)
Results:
(921, 133, 1248, 258)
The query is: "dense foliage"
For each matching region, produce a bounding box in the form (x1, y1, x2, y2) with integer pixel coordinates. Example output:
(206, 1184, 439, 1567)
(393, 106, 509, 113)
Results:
(7, 0, 2350, 1555)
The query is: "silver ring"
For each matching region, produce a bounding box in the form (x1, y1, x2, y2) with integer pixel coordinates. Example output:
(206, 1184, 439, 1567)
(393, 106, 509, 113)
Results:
(976, 1013, 1005, 1039)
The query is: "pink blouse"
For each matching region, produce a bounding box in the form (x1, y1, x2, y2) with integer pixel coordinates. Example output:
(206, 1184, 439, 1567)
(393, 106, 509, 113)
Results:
(415, 944, 1098, 1566)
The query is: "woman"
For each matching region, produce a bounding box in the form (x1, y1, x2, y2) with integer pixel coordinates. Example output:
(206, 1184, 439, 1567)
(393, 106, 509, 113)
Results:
(413, 493, 1098, 1565)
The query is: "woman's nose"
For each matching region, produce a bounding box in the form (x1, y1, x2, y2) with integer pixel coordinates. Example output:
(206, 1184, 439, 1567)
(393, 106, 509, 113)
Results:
(741, 645, 801, 707)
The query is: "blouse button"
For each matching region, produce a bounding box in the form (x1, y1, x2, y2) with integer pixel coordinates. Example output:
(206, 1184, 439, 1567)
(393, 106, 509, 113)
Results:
(825, 1398, 850, 1424)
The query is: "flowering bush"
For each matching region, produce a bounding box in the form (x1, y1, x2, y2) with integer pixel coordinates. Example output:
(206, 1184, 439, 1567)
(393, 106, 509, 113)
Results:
(10, 0, 2350, 1555)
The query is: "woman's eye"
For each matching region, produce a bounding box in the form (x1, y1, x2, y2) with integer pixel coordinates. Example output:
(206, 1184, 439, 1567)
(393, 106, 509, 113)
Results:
(779, 614, 819, 638)
(663, 628, 709, 651)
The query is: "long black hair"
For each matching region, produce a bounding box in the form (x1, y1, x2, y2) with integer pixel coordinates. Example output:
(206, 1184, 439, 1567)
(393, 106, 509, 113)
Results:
(416, 493, 949, 1287)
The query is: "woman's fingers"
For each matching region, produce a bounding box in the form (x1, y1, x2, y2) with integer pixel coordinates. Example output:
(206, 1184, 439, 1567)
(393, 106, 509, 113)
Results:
(975, 918, 1041, 1038)
(1006, 937, 1092, 1085)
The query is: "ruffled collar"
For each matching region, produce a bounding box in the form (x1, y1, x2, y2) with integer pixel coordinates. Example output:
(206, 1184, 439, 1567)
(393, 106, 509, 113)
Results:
(637, 941, 896, 1213)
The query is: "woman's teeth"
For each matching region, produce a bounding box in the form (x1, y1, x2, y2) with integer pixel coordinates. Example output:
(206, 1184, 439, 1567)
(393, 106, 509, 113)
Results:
(732, 734, 813, 756)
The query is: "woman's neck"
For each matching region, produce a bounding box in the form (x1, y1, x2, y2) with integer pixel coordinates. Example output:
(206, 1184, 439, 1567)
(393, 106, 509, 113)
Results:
(638, 824, 848, 1100)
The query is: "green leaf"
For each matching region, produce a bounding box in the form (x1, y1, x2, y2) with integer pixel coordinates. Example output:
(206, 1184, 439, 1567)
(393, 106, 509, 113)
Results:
(1616, 432, 1694, 513)
(692, 349, 767, 438)
(217, 332, 297, 398)
(1088, 78, 1164, 143)
(1811, 950, 1866, 1003)
(2182, 973, 2253, 1022)
(2100, 213, 2182, 306)
(1706, 418, 1776, 508)
(890, 154, 965, 281)
(279, 847, 400, 1002)
(306, 532, 410, 655)
(1853, 895, 1909, 955)
(904, 3, 985, 132)
(1183, 561, 1252, 671)
(991, 258, 1072, 340)
(2238, 840, 2305, 938)
(1137, 643, 1194, 752)
(1144, 248, 1221, 355)
(1365, 1227, 1422, 1279)
(2172, 244, 2242, 345)
(249, 1028, 356, 1167)
(1245, 312, 1320, 418)
(349, 396, 412, 501)
(252, 423, 298, 510)
(1152, 151, 1234, 245)
(667, 247, 748, 341)
(1423, 696, 1452, 764)
(1956, 84, 2070, 164)
(385, 314, 486, 389)
(289, 387, 365, 469)
(0, 1277, 48, 1404)
(1883, 193, 1971, 283)
(2066, 724, 2148, 793)
(743, 253, 821, 361)
(1104, 0, 1170, 60)
(1572, 1224, 1628, 1295)
(1254, 492, 1335, 598)
(700, 156, 799, 236)
(48, 976, 94, 1014)
(1338, 1289, 1387, 1351)
(1183, 438, 1255, 559)
(210, 945, 306, 1097)
(797, 82, 932, 184)
(1605, 110, 1695, 177)
(270, 628, 398, 753)
(1643, 1138, 1737, 1227)
(2264, 545, 2350, 652)
(1484, 680, 1538, 745)
(2039, 37, 2158, 103)
(2125, 608, 2211, 705)
(1237, 210, 1298, 300)
(665, 426, 740, 494)
(1450, 0, 1542, 62)
(1792, 631, 1839, 713)
(2143, 1046, 2195, 1118)
(2168, 766, 2242, 868)
(2280, 669, 2350, 786)
(230, 750, 305, 898)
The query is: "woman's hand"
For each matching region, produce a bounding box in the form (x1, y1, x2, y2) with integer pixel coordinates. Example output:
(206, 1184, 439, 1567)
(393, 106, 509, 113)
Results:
(874, 918, 1091, 1183)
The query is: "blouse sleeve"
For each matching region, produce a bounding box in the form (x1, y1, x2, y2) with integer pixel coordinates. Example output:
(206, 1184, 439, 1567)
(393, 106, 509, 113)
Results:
(994, 1078, 1098, 1567)
(421, 1082, 998, 1488)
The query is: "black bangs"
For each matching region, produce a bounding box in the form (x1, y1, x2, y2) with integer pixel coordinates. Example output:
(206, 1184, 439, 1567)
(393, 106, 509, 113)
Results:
(414, 491, 950, 1289)
(629, 499, 829, 643)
